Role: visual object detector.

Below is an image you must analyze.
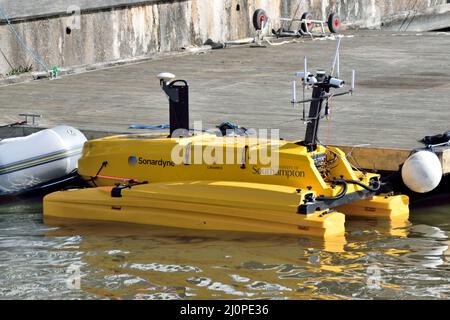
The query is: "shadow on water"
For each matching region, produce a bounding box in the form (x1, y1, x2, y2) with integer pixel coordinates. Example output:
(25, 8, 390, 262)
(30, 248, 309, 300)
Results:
(0, 194, 448, 300)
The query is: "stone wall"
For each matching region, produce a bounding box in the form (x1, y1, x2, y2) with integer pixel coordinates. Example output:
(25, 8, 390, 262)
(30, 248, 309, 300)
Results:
(0, 0, 446, 74)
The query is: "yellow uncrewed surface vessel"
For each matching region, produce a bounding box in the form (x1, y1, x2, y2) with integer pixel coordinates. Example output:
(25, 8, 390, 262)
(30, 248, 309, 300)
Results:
(44, 60, 410, 238)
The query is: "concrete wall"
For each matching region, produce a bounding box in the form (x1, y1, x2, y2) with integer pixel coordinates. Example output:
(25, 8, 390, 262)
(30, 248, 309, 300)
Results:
(328, 0, 447, 29)
(381, 3, 450, 31)
(0, 1, 160, 21)
(0, 0, 446, 75)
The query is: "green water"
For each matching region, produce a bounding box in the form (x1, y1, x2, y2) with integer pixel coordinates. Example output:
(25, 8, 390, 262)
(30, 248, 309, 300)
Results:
(0, 196, 448, 300)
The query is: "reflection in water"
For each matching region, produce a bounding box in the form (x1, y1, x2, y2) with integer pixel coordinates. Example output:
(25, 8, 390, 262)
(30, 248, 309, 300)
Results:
(0, 196, 448, 299)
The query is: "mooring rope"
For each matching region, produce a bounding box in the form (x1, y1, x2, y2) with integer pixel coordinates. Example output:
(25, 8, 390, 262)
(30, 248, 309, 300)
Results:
(0, 5, 49, 71)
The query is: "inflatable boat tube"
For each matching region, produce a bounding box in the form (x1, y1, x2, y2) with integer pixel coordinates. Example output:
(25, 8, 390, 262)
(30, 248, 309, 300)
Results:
(0, 126, 87, 195)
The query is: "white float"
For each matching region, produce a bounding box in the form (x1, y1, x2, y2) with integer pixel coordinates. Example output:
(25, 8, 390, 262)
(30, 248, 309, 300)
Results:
(401, 150, 442, 193)
(0, 126, 87, 195)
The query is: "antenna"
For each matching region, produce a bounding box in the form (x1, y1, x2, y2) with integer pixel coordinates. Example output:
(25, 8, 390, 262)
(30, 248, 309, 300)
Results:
(292, 56, 317, 123)
(351, 69, 356, 93)
(304, 56, 308, 85)
(303, 56, 307, 122)
(289, 39, 356, 151)
(291, 81, 297, 102)
(330, 37, 342, 77)
(336, 49, 340, 78)
(157, 72, 176, 84)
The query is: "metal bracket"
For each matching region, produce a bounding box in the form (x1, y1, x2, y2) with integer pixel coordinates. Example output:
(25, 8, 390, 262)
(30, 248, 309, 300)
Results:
(19, 113, 41, 126)
(426, 141, 450, 152)
(111, 180, 149, 198)
(161, 80, 180, 102)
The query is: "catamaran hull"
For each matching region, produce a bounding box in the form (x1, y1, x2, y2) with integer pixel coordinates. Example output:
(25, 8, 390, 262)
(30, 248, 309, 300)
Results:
(44, 181, 346, 238)
(44, 180, 409, 238)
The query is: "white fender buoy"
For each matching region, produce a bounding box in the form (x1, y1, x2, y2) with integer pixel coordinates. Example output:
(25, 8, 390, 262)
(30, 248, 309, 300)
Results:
(401, 150, 442, 193)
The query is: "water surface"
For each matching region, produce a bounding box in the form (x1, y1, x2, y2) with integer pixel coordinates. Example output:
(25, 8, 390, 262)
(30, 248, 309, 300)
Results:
(0, 195, 448, 300)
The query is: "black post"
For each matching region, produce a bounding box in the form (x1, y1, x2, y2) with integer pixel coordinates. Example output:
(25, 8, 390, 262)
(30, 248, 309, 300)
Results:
(304, 85, 326, 152)
(161, 80, 190, 136)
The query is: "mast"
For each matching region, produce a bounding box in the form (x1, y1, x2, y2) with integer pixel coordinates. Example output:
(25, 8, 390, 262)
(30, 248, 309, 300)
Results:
(303, 72, 327, 151)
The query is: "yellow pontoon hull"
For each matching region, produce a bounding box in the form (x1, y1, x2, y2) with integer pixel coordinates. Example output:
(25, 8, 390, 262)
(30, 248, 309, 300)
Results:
(44, 181, 346, 238)
(44, 180, 409, 238)
(338, 194, 409, 220)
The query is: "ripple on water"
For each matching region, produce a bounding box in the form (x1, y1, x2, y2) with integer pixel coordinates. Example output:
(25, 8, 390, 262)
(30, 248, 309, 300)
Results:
(0, 198, 449, 299)
(125, 263, 202, 273)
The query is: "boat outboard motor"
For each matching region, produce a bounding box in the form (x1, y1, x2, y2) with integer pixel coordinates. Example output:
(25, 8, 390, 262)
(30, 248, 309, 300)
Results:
(158, 72, 189, 137)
